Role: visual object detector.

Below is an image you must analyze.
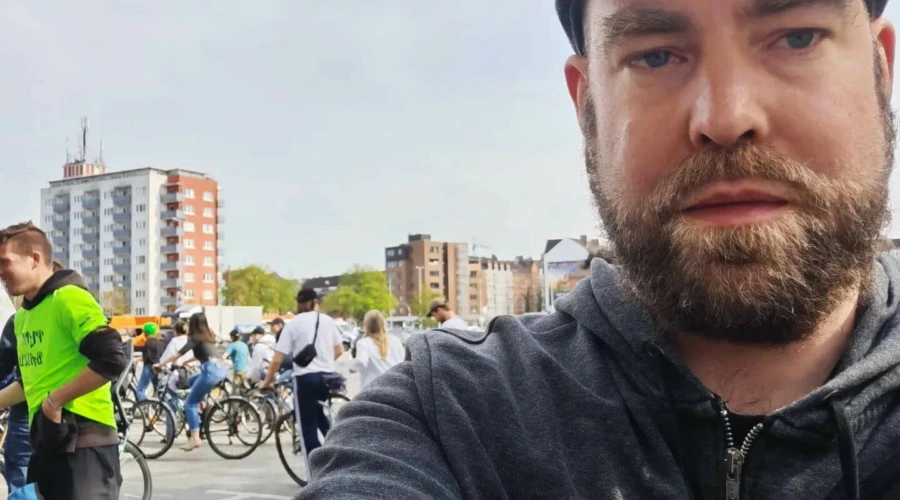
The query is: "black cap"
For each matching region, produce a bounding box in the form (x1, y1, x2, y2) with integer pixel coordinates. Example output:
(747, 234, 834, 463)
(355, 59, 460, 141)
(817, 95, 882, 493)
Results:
(556, 0, 889, 56)
(296, 288, 318, 303)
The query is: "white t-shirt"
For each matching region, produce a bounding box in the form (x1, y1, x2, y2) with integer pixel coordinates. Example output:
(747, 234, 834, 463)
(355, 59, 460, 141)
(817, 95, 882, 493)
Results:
(441, 316, 468, 330)
(350, 335, 405, 389)
(161, 335, 193, 367)
(275, 312, 343, 377)
(249, 333, 277, 382)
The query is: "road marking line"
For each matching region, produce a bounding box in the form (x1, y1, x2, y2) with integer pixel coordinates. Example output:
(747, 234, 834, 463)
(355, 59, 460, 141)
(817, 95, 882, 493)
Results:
(206, 490, 292, 500)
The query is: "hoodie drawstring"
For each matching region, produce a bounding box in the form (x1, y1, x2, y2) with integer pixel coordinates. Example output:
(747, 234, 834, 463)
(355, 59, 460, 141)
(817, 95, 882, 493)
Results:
(827, 399, 860, 500)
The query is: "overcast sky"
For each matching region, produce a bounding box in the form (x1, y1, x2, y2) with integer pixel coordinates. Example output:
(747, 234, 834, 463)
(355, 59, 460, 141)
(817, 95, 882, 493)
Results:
(2, 1, 900, 279)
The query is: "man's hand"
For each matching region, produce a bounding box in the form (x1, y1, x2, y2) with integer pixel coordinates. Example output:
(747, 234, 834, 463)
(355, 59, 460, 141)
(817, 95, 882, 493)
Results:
(42, 395, 62, 424)
(258, 380, 273, 391)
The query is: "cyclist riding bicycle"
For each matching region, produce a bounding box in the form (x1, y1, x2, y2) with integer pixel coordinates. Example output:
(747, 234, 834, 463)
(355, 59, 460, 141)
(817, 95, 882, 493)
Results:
(0, 222, 127, 499)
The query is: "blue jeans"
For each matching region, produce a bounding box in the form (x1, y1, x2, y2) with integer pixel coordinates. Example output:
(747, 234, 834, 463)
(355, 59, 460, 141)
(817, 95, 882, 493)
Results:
(185, 361, 226, 432)
(4, 402, 30, 492)
(135, 364, 157, 401)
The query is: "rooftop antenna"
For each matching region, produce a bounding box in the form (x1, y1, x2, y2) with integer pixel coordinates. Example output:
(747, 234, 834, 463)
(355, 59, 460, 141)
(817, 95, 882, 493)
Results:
(98, 138, 104, 164)
(65, 137, 71, 163)
(79, 117, 89, 162)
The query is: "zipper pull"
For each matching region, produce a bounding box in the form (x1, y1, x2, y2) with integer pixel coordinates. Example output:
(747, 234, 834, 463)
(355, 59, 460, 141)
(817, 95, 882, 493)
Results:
(725, 448, 745, 500)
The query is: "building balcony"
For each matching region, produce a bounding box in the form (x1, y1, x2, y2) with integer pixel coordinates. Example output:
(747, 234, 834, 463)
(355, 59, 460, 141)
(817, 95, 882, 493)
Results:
(160, 296, 178, 306)
(113, 229, 131, 240)
(82, 198, 100, 210)
(52, 199, 70, 213)
(113, 262, 131, 274)
(52, 219, 69, 231)
(83, 215, 100, 226)
(87, 282, 100, 294)
(52, 251, 68, 262)
(161, 210, 183, 220)
(113, 245, 131, 256)
(113, 193, 131, 206)
(161, 192, 183, 203)
(82, 232, 99, 244)
(112, 212, 131, 224)
(160, 227, 181, 238)
(82, 265, 100, 275)
(160, 244, 181, 254)
(51, 234, 68, 246)
(83, 248, 99, 259)
(160, 278, 181, 288)
(216, 198, 224, 208)
(161, 261, 181, 272)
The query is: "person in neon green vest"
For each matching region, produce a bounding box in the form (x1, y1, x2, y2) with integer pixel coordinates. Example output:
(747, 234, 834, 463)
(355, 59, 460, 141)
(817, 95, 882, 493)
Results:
(0, 222, 128, 499)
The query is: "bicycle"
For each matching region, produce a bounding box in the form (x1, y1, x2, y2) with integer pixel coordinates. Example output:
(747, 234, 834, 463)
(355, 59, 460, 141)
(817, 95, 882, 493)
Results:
(113, 339, 153, 500)
(130, 365, 262, 460)
(274, 375, 350, 487)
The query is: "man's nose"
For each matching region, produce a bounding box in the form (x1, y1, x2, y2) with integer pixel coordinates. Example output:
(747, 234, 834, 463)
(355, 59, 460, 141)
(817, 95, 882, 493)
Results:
(687, 56, 770, 149)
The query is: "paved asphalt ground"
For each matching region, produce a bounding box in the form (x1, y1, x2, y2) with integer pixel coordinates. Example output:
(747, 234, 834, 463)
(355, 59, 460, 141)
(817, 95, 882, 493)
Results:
(0, 354, 362, 500)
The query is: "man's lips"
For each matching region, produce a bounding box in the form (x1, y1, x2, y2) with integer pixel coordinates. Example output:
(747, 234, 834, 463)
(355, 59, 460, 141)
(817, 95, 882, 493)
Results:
(679, 183, 793, 225)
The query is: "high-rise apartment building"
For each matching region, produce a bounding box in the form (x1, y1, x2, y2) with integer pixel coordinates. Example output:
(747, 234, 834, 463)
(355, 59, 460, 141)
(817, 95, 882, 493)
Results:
(384, 234, 469, 316)
(42, 159, 223, 315)
(465, 256, 514, 324)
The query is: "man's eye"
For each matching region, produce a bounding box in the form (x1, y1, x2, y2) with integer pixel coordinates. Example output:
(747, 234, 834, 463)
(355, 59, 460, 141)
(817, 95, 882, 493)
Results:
(782, 29, 822, 50)
(632, 51, 674, 69)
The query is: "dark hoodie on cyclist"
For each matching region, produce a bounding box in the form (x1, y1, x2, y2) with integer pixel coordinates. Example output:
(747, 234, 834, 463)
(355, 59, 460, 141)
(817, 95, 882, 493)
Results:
(295, 255, 900, 499)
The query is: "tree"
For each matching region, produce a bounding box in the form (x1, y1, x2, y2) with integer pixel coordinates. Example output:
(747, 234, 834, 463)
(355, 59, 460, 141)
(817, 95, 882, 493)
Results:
(101, 287, 130, 315)
(407, 290, 445, 319)
(222, 266, 299, 313)
(319, 266, 397, 323)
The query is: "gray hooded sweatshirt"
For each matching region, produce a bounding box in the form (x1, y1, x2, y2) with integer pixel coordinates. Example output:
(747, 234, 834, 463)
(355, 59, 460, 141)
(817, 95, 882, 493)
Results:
(296, 254, 900, 499)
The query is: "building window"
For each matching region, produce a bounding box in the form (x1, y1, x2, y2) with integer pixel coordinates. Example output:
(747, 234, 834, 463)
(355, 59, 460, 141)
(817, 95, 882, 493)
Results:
(185, 273, 195, 283)
(430, 247, 439, 253)
(184, 205, 194, 215)
(430, 271, 439, 277)
(386, 249, 395, 257)
(184, 189, 195, 199)
(184, 222, 195, 233)
(203, 257, 214, 267)
(185, 255, 195, 266)
(202, 290, 213, 300)
(136, 255, 146, 264)
(202, 224, 214, 234)
(139, 239, 146, 247)
(203, 191, 214, 202)
(203, 241, 214, 251)
(429, 259, 439, 265)
(104, 275, 114, 283)
(184, 289, 195, 299)
(184, 239, 195, 249)
(137, 272, 147, 281)
(203, 207, 214, 218)
(203, 273, 214, 283)
(136, 204, 146, 213)
(430, 283, 440, 289)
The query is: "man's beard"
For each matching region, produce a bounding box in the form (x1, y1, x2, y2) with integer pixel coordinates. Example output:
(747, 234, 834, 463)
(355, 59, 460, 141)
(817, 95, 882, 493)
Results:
(585, 64, 895, 345)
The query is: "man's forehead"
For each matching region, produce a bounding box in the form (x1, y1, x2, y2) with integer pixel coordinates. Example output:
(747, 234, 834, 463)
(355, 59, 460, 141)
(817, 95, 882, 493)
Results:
(586, 0, 861, 20)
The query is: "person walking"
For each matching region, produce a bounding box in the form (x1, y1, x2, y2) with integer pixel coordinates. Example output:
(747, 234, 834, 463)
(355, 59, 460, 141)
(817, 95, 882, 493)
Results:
(135, 322, 164, 401)
(349, 310, 404, 390)
(155, 312, 227, 452)
(0, 222, 127, 498)
(260, 288, 344, 456)
(427, 300, 467, 329)
(225, 329, 250, 393)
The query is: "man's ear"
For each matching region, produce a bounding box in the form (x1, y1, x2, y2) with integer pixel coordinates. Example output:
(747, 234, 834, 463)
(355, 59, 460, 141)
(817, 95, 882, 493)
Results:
(565, 55, 591, 129)
(873, 19, 896, 100)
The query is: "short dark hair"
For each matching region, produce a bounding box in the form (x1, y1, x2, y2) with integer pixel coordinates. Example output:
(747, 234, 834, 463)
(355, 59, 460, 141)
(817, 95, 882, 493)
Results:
(270, 318, 285, 326)
(0, 222, 52, 267)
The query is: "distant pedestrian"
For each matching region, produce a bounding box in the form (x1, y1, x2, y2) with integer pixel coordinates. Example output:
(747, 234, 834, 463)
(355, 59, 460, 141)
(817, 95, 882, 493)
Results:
(135, 323, 164, 401)
(349, 310, 404, 389)
(225, 330, 250, 392)
(428, 300, 468, 329)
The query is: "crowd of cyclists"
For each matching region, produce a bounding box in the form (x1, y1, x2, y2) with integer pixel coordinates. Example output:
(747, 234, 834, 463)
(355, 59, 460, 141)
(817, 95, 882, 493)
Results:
(0, 220, 412, 498)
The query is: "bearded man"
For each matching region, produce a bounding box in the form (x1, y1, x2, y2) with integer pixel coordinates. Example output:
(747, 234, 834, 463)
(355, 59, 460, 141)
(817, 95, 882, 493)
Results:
(294, 1, 899, 499)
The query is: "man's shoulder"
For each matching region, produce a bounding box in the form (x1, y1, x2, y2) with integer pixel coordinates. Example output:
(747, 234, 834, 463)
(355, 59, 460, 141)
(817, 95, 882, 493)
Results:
(52, 285, 99, 306)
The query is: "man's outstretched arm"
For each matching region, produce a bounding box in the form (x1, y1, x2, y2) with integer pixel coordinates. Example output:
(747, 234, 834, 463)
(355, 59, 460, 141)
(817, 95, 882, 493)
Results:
(295, 362, 462, 499)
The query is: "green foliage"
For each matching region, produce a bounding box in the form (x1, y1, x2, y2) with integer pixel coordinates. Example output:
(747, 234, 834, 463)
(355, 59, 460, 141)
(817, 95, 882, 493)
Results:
(222, 266, 299, 313)
(407, 289, 445, 319)
(319, 265, 398, 322)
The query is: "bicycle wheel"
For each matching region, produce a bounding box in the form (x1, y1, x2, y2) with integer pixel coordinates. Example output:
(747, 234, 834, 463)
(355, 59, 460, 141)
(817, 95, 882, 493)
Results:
(130, 399, 176, 459)
(120, 440, 153, 500)
(248, 393, 279, 444)
(203, 397, 262, 459)
(274, 412, 308, 487)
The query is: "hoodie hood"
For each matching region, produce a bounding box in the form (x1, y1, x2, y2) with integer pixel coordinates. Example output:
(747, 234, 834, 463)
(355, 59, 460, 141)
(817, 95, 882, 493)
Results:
(21, 270, 89, 311)
(555, 253, 900, 444)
